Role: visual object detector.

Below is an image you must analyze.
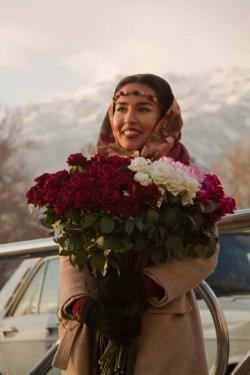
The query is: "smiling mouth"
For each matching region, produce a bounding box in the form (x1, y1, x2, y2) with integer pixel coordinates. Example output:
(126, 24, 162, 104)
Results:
(122, 129, 141, 138)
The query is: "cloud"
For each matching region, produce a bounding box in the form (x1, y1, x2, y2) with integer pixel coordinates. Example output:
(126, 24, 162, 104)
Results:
(0, 27, 37, 68)
(61, 51, 119, 83)
(0, 0, 249, 106)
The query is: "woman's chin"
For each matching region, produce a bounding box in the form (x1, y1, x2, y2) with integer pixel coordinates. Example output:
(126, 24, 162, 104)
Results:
(119, 139, 144, 151)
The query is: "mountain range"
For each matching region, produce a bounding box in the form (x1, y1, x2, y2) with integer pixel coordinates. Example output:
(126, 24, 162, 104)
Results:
(4, 66, 250, 178)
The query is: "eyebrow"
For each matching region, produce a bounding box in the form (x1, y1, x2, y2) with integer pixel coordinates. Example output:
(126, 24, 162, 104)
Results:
(116, 101, 154, 106)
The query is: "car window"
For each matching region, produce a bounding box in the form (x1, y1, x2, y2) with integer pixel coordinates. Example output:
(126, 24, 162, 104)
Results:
(39, 258, 59, 313)
(207, 234, 250, 294)
(14, 263, 46, 316)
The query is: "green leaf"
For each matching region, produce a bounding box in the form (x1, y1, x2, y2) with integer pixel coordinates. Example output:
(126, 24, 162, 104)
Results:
(134, 233, 148, 252)
(167, 192, 181, 205)
(200, 201, 218, 214)
(100, 216, 115, 234)
(125, 218, 135, 235)
(199, 232, 211, 246)
(119, 237, 133, 251)
(59, 249, 70, 256)
(67, 208, 81, 223)
(69, 254, 77, 267)
(90, 253, 106, 273)
(163, 207, 178, 228)
(54, 236, 66, 248)
(193, 244, 208, 257)
(40, 215, 58, 229)
(96, 236, 105, 248)
(147, 209, 159, 225)
(150, 251, 161, 265)
(103, 237, 133, 253)
(67, 237, 82, 253)
(81, 213, 97, 228)
(159, 226, 167, 240)
(147, 225, 156, 239)
(134, 216, 144, 232)
(108, 259, 120, 275)
(53, 224, 65, 238)
(207, 236, 218, 257)
(192, 211, 205, 228)
(181, 213, 197, 231)
(165, 235, 184, 254)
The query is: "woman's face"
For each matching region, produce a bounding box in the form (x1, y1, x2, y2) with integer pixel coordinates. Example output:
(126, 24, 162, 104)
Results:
(112, 83, 161, 151)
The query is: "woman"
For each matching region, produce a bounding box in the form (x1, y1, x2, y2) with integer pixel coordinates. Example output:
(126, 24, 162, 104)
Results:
(53, 74, 219, 375)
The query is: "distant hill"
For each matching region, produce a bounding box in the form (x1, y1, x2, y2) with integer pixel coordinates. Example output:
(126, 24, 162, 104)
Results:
(3, 66, 250, 178)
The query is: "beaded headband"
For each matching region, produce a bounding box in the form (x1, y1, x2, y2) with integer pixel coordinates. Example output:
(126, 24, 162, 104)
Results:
(113, 89, 158, 103)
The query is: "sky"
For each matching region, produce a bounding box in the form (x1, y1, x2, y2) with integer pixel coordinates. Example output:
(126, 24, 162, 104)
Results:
(0, 0, 250, 107)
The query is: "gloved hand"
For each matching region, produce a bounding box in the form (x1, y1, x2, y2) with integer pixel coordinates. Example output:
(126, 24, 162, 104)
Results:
(78, 297, 141, 344)
(97, 274, 145, 306)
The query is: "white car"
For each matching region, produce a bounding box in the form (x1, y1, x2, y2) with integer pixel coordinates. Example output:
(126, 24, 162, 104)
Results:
(0, 233, 249, 375)
(0, 257, 60, 375)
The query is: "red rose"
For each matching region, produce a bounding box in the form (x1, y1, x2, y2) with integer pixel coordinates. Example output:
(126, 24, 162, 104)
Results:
(119, 196, 140, 217)
(206, 212, 220, 223)
(67, 153, 88, 167)
(218, 196, 236, 216)
(65, 173, 95, 210)
(202, 174, 224, 198)
(196, 189, 211, 205)
(142, 184, 161, 207)
(26, 185, 47, 207)
(98, 189, 122, 213)
(54, 193, 72, 216)
(127, 181, 143, 200)
(115, 171, 135, 190)
(34, 173, 51, 186)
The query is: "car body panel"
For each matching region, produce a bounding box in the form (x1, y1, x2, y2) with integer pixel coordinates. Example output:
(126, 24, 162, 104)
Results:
(199, 295, 250, 370)
(0, 313, 58, 374)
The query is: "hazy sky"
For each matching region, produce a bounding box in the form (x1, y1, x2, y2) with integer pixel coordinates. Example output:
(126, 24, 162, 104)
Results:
(1, 0, 250, 107)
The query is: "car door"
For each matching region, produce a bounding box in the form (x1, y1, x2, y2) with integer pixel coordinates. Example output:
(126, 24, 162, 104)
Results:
(0, 257, 59, 375)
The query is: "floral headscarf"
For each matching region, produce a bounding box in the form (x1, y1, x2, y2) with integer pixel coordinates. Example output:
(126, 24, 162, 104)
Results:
(96, 96, 190, 165)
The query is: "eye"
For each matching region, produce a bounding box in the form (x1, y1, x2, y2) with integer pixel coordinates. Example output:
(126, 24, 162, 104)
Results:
(116, 106, 127, 113)
(138, 106, 151, 113)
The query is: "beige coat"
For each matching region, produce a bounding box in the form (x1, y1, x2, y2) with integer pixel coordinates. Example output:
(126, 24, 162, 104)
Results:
(53, 246, 219, 375)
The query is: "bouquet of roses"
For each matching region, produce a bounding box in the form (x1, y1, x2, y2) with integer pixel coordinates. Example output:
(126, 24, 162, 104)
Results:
(26, 153, 235, 375)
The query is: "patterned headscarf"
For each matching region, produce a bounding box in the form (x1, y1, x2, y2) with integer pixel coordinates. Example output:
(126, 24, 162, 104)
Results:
(96, 95, 190, 165)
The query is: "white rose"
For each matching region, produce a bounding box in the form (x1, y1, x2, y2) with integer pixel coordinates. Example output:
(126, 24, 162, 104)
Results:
(149, 160, 174, 186)
(165, 170, 186, 195)
(183, 176, 200, 194)
(128, 157, 150, 173)
(134, 172, 152, 186)
(181, 192, 195, 206)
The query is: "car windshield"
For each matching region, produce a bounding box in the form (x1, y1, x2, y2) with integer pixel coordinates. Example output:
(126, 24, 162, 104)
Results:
(207, 233, 250, 295)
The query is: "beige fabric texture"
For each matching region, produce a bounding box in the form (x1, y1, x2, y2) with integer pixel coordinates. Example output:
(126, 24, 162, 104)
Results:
(53, 246, 219, 374)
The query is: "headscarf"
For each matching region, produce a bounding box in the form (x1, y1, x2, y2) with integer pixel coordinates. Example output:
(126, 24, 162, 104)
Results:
(96, 96, 190, 165)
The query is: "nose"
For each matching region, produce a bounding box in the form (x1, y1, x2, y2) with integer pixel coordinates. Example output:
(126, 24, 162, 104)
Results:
(124, 108, 136, 124)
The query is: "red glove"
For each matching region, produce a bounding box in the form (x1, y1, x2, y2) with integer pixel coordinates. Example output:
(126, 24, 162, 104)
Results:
(143, 275, 164, 299)
(71, 296, 87, 319)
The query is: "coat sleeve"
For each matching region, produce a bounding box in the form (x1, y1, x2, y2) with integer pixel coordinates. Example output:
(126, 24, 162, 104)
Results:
(143, 244, 219, 308)
(59, 255, 89, 319)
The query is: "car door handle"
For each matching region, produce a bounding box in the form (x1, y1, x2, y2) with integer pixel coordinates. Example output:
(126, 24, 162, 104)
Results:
(1, 326, 19, 336)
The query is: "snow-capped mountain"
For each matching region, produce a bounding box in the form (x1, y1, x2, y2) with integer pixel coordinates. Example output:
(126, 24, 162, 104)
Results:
(4, 66, 250, 178)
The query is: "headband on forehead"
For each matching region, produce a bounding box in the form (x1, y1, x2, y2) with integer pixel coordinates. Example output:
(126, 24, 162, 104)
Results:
(113, 89, 158, 103)
(96, 97, 190, 164)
